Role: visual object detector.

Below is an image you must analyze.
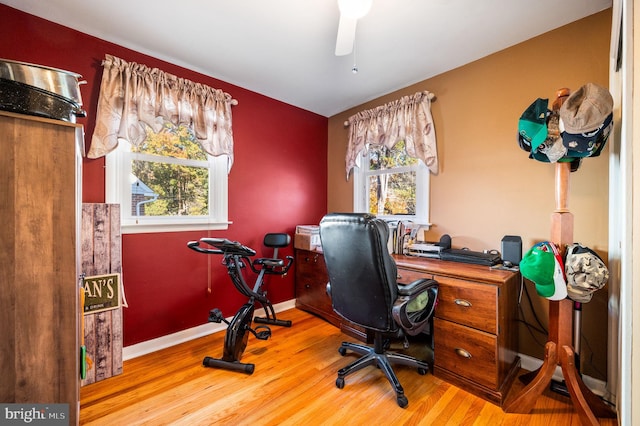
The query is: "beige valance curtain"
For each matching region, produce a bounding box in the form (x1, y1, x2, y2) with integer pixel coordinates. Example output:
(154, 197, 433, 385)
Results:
(87, 54, 237, 171)
(345, 91, 438, 178)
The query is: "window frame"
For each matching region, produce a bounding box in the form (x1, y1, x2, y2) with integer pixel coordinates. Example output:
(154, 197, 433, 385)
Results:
(105, 136, 229, 234)
(353, 145, 431, 225)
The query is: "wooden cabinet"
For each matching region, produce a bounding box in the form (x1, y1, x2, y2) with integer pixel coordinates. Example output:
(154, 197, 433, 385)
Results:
(0, 111, 82, 424)
(394, 255, 520, 406)
(294, 249, 366, 341)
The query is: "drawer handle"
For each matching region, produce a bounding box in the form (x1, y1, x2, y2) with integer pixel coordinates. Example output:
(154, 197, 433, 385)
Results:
(454, 299, 472, 308)
(454, 348, 472, 359)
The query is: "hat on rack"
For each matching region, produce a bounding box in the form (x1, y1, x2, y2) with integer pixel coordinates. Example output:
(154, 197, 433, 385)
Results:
(560, 83, 613, 134)
(547, 242, 568, 301)
(560, 112, 613, 158)
(517, 98, 569, 164)
(535, 111, 567, 163)
(559, 83, 614, 158)
(520, 242, 567, 300)
(518, 98, 549, 153)
(564, 243, 609, 303)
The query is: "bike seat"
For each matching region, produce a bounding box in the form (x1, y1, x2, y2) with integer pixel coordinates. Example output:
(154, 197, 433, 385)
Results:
(250, 233, 293, 274)
(253, 258, 285, 268)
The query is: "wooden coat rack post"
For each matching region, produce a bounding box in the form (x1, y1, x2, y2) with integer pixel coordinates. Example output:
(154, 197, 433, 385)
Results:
(503, 161, 615, 425)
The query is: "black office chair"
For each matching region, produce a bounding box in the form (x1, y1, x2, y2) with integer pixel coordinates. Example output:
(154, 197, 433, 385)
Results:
(319, 213, 438, 408)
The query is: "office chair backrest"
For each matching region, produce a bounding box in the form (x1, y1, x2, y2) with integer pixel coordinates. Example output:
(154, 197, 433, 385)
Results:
(319, 213, 398, 332)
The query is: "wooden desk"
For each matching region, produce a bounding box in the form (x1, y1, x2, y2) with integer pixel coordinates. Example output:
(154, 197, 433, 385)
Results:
(393, 255, 520, 406)
(294, 249, 520, 406)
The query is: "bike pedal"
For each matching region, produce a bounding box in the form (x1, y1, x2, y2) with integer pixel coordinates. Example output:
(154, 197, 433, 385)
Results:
(254, 325, 271, 340)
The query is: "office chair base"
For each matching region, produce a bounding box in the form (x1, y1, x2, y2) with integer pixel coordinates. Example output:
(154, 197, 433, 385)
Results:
(336, 341, 429, 408)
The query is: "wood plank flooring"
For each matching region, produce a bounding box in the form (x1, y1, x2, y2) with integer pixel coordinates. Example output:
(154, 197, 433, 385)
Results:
(80, 308, 618, 425)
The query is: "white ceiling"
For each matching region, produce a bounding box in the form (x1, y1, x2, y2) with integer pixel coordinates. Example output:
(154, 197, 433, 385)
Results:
(3, 0, 612, 117)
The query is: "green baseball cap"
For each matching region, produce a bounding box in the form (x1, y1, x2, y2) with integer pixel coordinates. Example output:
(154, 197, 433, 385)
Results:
(520, 242, 556, 298)
(518, 98, 549, 152)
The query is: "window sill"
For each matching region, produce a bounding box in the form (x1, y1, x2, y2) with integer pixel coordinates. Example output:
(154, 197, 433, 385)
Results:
(121, 221, 232, 234)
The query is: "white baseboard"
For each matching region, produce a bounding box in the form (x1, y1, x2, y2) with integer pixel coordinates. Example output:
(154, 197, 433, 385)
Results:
(518, 352, 608, 397)
(122, 299, 297, 361)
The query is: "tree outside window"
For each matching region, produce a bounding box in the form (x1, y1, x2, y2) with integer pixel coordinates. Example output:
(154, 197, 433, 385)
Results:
(106, 122, 229, 234)
(131, 123, 209, 217)
(368, 140, 417, 217)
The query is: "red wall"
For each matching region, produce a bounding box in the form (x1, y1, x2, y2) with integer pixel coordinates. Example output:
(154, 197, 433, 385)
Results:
(1, 5, 328, 346)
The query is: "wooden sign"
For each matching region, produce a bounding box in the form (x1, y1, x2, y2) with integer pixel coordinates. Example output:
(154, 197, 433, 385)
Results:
(83, 273, 121, 314)
(81, 203, 123, 385)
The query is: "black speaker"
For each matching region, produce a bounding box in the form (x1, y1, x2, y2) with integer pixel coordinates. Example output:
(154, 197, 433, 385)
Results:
(501, 235, 522, 266)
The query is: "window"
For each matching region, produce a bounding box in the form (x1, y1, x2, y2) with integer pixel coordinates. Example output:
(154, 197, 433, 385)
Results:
(353, 141, 430, 224)
(106, 122, 228, 234)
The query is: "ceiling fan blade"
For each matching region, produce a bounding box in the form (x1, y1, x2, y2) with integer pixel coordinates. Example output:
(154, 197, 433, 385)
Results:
(335, 15, 357, 56)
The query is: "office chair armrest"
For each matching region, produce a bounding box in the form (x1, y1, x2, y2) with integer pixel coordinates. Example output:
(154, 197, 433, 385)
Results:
(393, 279, 438, 336)
(397, 278, 437, 297)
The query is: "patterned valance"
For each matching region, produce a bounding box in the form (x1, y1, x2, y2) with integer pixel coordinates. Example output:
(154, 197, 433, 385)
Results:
(88, 55, 236, 171)
(345, 91, 438, 178)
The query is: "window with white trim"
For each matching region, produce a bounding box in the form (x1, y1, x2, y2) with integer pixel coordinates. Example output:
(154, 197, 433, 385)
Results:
(353, 140, 430, 224)
(106, 122, 228, 234)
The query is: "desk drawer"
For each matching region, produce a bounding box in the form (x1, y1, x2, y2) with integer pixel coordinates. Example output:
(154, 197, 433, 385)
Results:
(295, 251, 331, 312)
(435, 276, 498, 334)
(296, 251, 325, 275)
(434, 318, 498, 389)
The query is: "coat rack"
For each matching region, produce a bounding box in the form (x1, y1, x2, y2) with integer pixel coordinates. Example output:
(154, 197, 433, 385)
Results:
(503, 90, 616, 425)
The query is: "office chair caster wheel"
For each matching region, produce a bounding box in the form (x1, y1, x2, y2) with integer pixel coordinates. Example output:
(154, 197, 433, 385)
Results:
(336, 377, 345, 389)
(418, 367, 428, 375)
(396, 395, 408, 408)
(338, 347, 347, 356)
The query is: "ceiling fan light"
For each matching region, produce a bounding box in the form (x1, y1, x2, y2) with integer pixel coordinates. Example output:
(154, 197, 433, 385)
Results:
(337, 0, 373, 20)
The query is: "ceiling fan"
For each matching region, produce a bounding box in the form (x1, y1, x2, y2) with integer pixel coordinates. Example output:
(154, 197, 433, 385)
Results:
(335, 0, 373, 56)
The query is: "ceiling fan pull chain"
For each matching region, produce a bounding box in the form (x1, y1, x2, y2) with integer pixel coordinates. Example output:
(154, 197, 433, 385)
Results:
(352, 40, 359, 74)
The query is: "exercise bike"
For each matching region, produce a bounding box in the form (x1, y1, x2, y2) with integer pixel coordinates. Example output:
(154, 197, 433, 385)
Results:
(187, 234, 293, 374)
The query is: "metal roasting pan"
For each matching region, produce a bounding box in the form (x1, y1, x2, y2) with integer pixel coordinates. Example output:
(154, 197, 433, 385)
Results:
(0, 78, 85, 122)
(0, 58, 85, 107)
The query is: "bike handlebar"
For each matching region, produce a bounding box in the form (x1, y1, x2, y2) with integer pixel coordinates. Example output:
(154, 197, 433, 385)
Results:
(187, 238, 257, 257)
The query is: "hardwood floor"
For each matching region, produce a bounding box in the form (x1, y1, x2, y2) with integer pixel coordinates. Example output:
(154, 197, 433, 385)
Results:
(80, 308, 618, 425)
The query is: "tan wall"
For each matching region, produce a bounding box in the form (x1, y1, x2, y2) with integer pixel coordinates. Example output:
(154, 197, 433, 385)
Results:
(327, 10, 612, 380)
